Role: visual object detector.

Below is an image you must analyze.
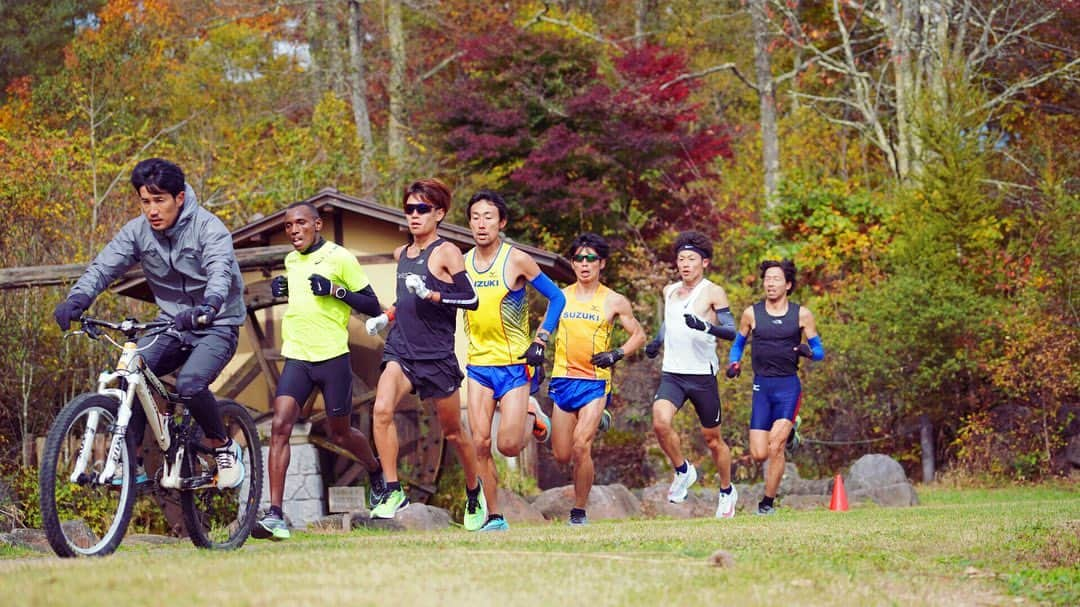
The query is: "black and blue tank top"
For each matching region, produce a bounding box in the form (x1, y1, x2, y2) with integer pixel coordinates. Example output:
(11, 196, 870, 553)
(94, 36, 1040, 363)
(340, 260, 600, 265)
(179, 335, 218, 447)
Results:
(751, 301, 802, 377)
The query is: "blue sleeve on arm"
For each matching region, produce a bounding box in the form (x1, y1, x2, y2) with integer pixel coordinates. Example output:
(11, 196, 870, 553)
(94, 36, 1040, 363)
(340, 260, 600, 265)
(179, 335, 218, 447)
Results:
(808, 335, 825, 361)
(529, 272, 565, 334)
(729, 332, 747, 363)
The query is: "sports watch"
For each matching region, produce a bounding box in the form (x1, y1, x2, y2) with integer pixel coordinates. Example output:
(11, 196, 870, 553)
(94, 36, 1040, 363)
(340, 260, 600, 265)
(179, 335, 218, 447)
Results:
(333, 285, 348, 300)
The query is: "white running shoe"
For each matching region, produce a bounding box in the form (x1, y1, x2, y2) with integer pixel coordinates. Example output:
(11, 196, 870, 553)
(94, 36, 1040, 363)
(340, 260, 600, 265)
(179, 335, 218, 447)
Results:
(667, 462, 698, 503)
(214, 439, 245, 489)
(715, 485, 738, 519)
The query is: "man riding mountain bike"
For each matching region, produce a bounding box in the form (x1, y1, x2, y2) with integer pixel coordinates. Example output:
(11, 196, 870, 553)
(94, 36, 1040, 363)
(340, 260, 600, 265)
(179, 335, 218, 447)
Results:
(53, 157, 247, 489)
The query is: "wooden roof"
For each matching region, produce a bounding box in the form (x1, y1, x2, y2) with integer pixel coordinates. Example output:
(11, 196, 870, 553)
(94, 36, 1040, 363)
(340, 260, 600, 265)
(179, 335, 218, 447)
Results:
(111, 188, 574, 302)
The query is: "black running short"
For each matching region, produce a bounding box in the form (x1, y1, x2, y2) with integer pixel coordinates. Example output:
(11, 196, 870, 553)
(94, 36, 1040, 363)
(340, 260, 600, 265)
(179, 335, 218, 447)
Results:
(276, 353, 354, 417)
(653, 372, 723, 429)
(382, 353, 464, 401)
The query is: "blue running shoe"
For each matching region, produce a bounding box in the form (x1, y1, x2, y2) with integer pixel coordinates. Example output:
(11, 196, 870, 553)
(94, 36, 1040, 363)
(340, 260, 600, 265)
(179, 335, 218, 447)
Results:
(479, 515, 509, 532)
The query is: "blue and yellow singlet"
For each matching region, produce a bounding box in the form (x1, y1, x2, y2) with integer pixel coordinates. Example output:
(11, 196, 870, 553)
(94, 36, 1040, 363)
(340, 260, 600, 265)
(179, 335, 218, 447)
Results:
(464, 242, 531, 366)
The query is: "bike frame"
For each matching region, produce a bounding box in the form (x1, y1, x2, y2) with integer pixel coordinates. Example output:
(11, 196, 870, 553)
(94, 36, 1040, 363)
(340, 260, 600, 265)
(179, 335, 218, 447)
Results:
(72, 336, 189, 490)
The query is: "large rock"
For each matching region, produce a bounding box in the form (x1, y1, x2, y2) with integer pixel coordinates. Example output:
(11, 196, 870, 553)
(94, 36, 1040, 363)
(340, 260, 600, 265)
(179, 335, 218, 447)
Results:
(845, 454, 919, 507)
(532, 484, 641, 521)
(351, 504, 451, 531)
(2, 522, 97, 553)
(497, 489, 545, 523)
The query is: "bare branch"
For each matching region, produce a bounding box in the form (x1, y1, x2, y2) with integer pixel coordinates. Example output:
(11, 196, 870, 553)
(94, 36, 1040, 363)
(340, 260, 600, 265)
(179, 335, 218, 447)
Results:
(417, 51, 464, 82)
(97, 114, 199, 207)
(977, 56, 1080, 115)
(659, 63, 756, 92)
(522, 2, 623, 49)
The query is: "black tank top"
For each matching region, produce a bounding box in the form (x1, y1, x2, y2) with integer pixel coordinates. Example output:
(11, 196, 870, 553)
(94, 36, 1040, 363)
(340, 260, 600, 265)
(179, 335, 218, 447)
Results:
(384, 238, 458, 360)
(750, 301, 801, 377)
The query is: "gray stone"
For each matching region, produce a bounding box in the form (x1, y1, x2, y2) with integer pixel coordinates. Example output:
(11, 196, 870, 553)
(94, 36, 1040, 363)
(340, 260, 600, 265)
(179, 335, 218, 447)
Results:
(310, 513, 351, 531)
(779, 494, 831, 510)
(845, 454, 919, 507)
(532, 484, 641, 521)
(284, 499, 325, 528)
(496, 489, 545, 523)
(849, 482, 920, 507)
(122, 533, 181, 546)
(847, 454, 909, 489)
(353, 504, 451, 531)
(4, 522, 97, 553)
(328, 486, 368, 514)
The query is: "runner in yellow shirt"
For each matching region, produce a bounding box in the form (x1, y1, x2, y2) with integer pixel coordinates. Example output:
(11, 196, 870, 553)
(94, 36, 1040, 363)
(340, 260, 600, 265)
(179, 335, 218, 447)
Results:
(549, 233, 645, 526)
(254, 202, 385, 540)
(463, 190, 566, 531)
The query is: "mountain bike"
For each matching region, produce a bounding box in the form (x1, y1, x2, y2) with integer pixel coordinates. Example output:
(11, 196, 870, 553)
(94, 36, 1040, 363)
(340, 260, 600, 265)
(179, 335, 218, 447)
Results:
(38, 316, 263, 557)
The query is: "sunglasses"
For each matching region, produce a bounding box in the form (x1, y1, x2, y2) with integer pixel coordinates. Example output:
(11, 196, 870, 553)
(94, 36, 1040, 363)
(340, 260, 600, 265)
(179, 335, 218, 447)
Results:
(404, 202, 435, 215)
(572, 253, 600, 263)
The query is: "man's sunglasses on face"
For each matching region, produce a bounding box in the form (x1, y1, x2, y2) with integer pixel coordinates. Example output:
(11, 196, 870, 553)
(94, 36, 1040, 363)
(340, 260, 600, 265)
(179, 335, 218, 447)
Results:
(405, 202, 435, 215)
(572, 253, 600, 263)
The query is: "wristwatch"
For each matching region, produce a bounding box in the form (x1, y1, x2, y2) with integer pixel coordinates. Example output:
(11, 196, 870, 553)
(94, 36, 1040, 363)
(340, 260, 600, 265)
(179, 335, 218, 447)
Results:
(333, 285, 348, 300)
(536, 330, 550, 343)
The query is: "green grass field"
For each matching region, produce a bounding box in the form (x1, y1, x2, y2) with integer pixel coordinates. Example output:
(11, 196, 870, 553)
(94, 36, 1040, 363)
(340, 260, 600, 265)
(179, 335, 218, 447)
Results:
(2, 485, 1077, 606)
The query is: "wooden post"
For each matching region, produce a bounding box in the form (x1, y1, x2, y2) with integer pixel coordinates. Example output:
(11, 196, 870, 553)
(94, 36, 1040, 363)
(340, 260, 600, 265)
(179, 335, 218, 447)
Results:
(920, 414, 935, 483)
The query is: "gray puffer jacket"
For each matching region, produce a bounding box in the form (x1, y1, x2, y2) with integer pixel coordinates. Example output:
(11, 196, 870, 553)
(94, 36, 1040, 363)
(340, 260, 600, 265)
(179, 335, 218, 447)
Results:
(69, 184, 245, 326)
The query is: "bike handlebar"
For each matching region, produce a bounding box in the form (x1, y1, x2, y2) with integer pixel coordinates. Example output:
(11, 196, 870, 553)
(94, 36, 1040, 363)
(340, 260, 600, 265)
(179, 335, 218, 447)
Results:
(75, 315, 209, 342)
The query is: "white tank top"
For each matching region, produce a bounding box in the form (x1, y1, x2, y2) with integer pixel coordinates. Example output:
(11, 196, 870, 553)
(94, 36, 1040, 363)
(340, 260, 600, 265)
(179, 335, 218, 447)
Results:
(661, 279, 718, 375)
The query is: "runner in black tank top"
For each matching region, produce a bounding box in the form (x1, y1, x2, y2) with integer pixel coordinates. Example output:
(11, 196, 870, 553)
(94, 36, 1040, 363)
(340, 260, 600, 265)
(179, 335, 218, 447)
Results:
(384, 237, 457, 360)
(368, 178, 486, 530)
(727, 260, 825, 515)
(750, 301, 801, 377)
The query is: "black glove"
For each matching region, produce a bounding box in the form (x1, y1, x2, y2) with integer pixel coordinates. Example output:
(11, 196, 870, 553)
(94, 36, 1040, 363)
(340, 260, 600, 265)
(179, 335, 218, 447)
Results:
(174, 304, 216, 331)
(271, 275, 288, 298)
(53, 293, 92, 331)
(519, 342, 546, 367)
(590, 348, 624, 369)
(645, 339, 662, 359)
(795, 343, 813, 358)
(684, 313, 711, 333)
(725, 362, 741, 379)
(309, 273, 332, 296)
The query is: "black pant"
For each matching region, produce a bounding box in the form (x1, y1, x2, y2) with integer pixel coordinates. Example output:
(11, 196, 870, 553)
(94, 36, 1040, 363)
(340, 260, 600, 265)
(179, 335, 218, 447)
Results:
(130, 325, 240, 450)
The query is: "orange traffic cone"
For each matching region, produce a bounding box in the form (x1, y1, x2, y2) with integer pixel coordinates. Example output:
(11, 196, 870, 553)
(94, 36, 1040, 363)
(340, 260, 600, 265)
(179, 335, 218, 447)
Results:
(829, 474, 849, 512)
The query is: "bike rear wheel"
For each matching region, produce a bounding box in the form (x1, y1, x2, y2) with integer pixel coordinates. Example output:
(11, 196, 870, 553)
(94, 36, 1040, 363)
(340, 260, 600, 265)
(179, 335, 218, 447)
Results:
(181, 399, 263, 550)
(38, 393, 136, 557)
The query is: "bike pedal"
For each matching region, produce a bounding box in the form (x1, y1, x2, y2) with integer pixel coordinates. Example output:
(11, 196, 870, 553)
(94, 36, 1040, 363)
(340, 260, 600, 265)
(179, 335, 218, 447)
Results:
(180, 474, 216, 490)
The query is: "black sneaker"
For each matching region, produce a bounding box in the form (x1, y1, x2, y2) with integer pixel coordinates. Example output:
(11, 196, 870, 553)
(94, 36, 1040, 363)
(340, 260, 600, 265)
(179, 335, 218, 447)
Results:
(369, 475, 388, 510)
(568, 508, 588, 526)
(757, 503, 776, 516)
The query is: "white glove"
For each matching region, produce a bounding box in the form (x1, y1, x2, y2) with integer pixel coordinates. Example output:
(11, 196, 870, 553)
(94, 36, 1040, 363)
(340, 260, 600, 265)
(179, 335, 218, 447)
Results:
(404, 273, 432, 299)
(366, 313, 389, 335)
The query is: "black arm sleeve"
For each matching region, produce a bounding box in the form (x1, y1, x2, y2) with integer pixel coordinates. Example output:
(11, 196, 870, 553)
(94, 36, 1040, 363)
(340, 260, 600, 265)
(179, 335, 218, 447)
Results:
(439, 270, 479, 310)
(707, 307, 737, 341)
(339, 285, 383, 317)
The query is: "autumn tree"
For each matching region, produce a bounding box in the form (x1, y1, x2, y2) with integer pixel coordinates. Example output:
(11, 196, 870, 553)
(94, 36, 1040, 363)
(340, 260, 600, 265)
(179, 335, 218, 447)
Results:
(431, 24, 731, 256)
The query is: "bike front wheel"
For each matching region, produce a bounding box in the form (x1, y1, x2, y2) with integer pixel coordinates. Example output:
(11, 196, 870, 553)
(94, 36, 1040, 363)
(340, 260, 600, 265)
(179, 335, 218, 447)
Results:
(38, 393, 136, 557)
(181, 399, 263, 550)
